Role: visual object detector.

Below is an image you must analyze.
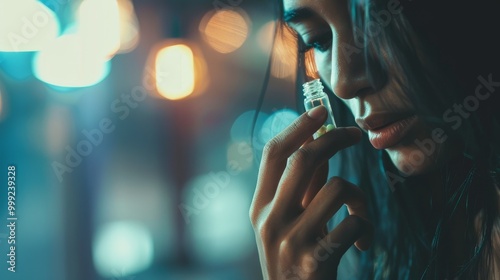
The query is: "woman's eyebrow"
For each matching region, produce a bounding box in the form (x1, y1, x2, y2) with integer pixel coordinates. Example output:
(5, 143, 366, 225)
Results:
(283, 7, 317, 23)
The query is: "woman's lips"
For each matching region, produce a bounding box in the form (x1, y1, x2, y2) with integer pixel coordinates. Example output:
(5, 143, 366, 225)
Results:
(367, 115, 418, 149)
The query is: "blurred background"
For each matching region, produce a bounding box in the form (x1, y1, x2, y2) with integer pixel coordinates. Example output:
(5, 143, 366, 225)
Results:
(0, 0, 302, 279)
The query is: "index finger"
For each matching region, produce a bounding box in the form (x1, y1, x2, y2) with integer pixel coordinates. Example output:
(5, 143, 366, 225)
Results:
(250, 106, 327, 213)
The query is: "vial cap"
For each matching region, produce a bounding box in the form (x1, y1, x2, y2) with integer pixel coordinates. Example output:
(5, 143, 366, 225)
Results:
(303, 79, 324, 97)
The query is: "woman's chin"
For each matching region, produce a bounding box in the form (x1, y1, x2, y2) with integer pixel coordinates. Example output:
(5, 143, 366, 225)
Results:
(380, 121, 454, 177)
(385, 146, 439, 176)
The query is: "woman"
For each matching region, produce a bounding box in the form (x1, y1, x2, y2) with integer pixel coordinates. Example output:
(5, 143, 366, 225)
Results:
(249, 0, 500, 279)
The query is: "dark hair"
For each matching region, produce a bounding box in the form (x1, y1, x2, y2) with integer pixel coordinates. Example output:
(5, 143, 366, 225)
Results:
(253, 0, 500, 279)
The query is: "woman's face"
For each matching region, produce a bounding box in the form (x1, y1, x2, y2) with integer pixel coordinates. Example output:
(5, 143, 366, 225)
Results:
(283, 0, 451, 176)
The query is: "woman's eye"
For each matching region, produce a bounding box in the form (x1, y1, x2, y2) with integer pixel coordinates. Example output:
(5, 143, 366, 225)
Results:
(302, 34, 332, 53)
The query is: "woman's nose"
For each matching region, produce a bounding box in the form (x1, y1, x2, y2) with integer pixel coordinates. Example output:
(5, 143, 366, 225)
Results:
(330, 31, 373, 100)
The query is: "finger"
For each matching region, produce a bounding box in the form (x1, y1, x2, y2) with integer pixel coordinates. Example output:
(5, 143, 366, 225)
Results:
(274, 127, 362, 213)
(301, 177, 373, 250)
(250, 106, 327, 214)
(300, 135, 314, 148)
(310, 215, 372, 262)
(302, 162, 328, 209)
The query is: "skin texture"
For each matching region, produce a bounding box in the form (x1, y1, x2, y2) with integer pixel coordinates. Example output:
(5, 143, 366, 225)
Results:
(283, 0, 447, 176)
(249, 0, 456, 279)
(249, 106, 373, 279)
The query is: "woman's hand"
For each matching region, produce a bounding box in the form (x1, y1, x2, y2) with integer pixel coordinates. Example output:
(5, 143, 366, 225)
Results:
(249, 106, 374, 280)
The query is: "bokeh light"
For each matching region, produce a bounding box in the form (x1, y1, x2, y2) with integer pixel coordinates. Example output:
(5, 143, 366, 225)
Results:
(230, 110, 271, 153)
(230, 110, 268, 143)
(77, 0, 140, 55)
(200, 9, 250, 54)
(227, 141, 253, 171)
(33, 34, 111, 87)
(155, 44, 196, 100)
(77, 0, 121, 59)
(257, 21, 297, 78)
(257, 21, 274, 53)
(0, 1, 299, 279)
(117, 0, 140, 53)
(93, 221, 154, 278)
(183, 174, 254, 265)
(0, 0, 60, 52)
(259, 109, 299, 145)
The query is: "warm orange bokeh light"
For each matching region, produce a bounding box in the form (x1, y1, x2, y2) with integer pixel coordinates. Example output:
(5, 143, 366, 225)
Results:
(117, 0, 140, 53)
(155, 44, 196, 100)
(257, 21, 298, 79)
(200, 9, 249, 54)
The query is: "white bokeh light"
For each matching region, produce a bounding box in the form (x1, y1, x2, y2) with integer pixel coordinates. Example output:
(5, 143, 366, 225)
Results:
(33, 34, 110, 87)
(183, 174, 254, 264)
(92, 221, 154, 278)
(0, 0, 60, 52)
(76, 0, 121, 59)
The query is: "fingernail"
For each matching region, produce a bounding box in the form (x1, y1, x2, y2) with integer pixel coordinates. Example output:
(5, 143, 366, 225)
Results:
(307, 106, 326, 119)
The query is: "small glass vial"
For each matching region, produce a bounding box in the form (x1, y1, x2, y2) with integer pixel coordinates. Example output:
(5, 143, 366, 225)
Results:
(303, 79, 337, 138)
